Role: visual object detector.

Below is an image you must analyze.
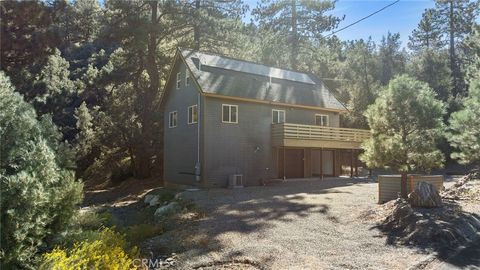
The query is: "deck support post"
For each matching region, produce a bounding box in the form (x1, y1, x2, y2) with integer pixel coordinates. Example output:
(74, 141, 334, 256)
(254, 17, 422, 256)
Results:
(354, 150, 358, 177)
(283, 147, 286, 180)
(320, 148, 323, 180)
(350, 149, 354, 178)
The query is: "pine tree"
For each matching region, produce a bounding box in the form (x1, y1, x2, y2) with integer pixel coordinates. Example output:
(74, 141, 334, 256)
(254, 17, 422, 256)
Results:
(434, 0, 479, 98)
(361, 75, 445, 197)
(339, 39, 379, 128)
(253, 0, 342, 70)
(185, 0, 247, 51)
(32, 48, 79, 139)
(377, 32, 406, 85)
(447, 77, 480, 165)
(0, 72, 83, 269)
(408, 8, 446, 51)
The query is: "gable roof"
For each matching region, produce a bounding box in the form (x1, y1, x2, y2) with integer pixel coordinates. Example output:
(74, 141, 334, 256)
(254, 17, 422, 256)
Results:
(178, 48, 347, 112)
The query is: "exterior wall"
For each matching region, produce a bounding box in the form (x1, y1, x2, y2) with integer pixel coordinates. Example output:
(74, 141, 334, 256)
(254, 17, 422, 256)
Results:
(163, 58, 201, 186)
(202, 96, 340, 187)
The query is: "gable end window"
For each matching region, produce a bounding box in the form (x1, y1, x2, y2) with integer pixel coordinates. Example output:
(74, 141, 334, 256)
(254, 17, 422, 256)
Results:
(222, 104, 238, 123)
(169, 111, 177, 128)
(315, 114, 329, 127)
(185, 70, 191, 86)
(272, 109, 286, 124)
(176, 72, 181, 89)
(188, 105, 198, 124)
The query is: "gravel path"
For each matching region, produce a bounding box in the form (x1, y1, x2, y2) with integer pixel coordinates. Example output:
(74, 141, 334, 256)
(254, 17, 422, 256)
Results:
(171, 178, 428, 269)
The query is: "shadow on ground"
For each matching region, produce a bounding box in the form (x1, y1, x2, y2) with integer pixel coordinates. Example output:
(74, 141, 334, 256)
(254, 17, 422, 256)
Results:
(148, 177, 375, 266)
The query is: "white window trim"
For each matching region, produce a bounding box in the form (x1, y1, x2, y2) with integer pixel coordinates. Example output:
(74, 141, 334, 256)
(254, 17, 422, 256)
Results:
(272, 109, 286, 124)
(222, 104, 238, 124)
(176, 72, 181, 89)
(315, 114, 329, 126)
(185, 70, 190, 86)
(169, 111, 177, 128)
(188, 105, 198, 124)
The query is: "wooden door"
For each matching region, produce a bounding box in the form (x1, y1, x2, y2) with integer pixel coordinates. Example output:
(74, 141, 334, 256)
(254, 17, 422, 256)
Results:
(322, 150, 334, 176)
(311, 149, 321, 176)
(285, 149, 304, 178)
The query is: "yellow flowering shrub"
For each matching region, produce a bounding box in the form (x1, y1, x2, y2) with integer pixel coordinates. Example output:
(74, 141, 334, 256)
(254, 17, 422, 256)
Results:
(41, 228, 138, 270)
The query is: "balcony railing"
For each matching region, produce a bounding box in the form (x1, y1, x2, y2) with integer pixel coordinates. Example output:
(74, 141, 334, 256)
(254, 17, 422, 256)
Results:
(272, 123, 370, 149)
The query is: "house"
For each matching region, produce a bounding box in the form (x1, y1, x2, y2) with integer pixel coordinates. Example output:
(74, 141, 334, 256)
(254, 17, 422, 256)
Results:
(161, 48, 370, 188)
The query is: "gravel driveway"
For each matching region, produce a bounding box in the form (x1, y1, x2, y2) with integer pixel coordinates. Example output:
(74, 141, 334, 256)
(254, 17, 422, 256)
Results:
(171, 178, 428, 269)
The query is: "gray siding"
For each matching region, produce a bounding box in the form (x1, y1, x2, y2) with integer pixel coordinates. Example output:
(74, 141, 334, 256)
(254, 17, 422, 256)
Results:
(163, 59, 201, 186)
(203, 97, 340, 187)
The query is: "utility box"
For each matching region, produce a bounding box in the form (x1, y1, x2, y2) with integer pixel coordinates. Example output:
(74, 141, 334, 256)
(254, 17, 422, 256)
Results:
(228, 174, 244, 188)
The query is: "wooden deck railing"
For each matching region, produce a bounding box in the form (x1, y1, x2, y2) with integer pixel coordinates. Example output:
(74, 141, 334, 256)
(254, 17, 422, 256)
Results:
(272, 123, 370, 144)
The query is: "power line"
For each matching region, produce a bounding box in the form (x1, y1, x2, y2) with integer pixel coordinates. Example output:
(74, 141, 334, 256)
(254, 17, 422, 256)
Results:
(325, 0, 400, 38)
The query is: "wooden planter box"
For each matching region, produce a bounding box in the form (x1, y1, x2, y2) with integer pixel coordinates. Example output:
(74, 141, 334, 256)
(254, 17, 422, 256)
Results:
(378, 175, 444, 204)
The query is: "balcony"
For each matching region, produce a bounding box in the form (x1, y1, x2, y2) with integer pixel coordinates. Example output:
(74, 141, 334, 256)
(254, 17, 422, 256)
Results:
(272, 123, 370, 149)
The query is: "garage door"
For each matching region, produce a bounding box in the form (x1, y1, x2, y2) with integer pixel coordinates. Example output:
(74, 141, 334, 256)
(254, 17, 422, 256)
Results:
(285, 149, 304, 179)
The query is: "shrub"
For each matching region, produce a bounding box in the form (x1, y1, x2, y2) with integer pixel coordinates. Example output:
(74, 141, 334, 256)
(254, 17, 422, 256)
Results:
(123, 224, 163, 246)
(0, 72, 83, 269)
(41, 228, 138, 270)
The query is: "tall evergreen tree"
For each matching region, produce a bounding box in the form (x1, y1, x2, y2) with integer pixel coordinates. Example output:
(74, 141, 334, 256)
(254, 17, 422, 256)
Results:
(253, 0, 342, 70)
(377, 32, 406, 85)
(183, 0, 247, 51)
(361, 75, 445, 198)
(339, 39, 379, 128)
(0, 72, 83, 269)
(408, 8, 446, 51)
(434, 0, 479, 98)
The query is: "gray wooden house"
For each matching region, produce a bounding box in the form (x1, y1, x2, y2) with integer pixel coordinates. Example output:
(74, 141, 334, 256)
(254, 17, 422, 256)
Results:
(162, 48, 370, 187)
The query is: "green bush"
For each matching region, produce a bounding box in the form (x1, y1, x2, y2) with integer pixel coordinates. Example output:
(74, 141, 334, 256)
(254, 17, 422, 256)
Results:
(123, 224, 163, 246)
(0, 72, 83, 269)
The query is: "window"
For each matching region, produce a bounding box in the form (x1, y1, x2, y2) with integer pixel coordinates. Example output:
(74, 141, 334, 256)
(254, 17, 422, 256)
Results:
(188, 105, 198, 124)
(272, 109, 286, 124)
(222, 104, 238, 123)
(185, 70, 191, 86)
(315, 114, 329, 126)
(169, 111, 177, 128)
(176, 72, 181, 89)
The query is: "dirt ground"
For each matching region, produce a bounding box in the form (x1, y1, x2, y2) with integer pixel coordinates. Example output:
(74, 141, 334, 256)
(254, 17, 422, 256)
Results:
(149, 178, 436, 270)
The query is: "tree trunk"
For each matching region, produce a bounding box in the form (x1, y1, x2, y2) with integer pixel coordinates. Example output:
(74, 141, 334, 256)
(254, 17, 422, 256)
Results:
(400, 172, 408, 198)
(134, 0, 161, 179)
(448, 0, 459, 98)
(290, 0, 298, 70)
(193, 0, 200, 50)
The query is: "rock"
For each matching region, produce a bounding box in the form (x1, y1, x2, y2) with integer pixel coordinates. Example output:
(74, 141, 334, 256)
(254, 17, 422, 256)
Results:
(154, 202, 181, 218)
(408, 181, 443, 208)
(144, 194, 156, 205)
(149, 195, 162, 207)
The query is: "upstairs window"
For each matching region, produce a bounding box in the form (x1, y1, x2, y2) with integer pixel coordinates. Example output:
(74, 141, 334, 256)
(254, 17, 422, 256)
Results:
(176, 72, 181, 89)
(315, 114, 329, 126)
(272, 109, 286, 124)
(169, 111, 177, 128)
(188, 105, 198, 124)
(222, 104, 238, 123)
(185, 70, 191, 86)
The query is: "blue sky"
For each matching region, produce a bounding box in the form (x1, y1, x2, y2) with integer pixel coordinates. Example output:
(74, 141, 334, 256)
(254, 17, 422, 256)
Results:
(242, 0, 436, 46)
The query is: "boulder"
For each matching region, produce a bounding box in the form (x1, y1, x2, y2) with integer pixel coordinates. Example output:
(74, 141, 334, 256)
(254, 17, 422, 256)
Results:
(144, 194, 156, 205)
(149, 195, 161, 207)
(154, 202, 181, 218)
(408, 181, 443, 208)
